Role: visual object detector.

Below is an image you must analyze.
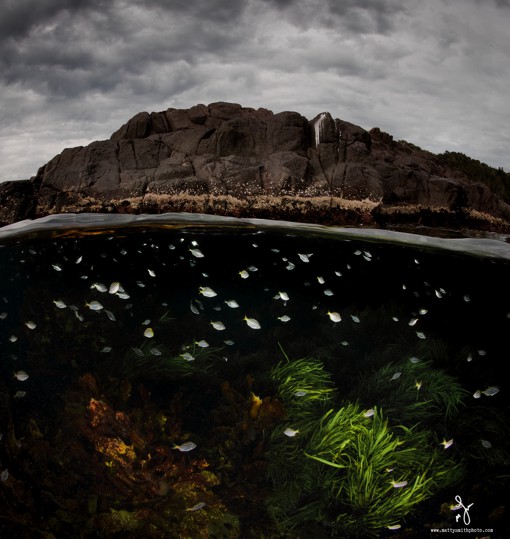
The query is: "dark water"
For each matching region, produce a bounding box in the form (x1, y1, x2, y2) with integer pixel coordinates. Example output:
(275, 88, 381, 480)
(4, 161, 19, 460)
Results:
(0, 214, 509, 538)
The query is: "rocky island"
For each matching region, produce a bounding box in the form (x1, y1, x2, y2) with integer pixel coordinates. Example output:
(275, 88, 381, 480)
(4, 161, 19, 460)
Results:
(2, 101, 510, 233)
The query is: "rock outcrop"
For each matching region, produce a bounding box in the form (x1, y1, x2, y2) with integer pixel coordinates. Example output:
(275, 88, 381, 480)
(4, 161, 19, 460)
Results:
(3, 102, 510, 232)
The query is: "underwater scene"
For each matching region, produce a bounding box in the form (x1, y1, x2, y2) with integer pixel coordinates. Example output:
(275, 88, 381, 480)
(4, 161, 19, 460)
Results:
(0, 213, 509, 538)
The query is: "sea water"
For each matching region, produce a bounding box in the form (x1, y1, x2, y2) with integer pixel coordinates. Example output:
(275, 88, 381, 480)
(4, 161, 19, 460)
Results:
(0, 213, 508, 538)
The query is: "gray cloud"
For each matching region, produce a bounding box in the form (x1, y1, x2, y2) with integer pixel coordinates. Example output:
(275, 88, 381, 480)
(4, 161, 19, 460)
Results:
(1, 0, 509, 182)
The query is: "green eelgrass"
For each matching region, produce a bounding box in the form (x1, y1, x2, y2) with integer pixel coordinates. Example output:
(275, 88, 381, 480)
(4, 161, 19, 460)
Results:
(270, 353, 337, 413)
(120, 341, 220, 381)
(357, 359, 468, 428)
(267, 357, 463, 536)
(311, 407, 460, 534)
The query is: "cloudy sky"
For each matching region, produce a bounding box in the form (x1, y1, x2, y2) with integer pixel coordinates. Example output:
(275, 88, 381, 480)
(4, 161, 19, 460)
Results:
(1, 0, 510, 182)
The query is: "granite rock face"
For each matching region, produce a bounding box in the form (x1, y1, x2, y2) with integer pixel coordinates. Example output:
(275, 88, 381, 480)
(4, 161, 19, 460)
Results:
(2, 102, 510, 231)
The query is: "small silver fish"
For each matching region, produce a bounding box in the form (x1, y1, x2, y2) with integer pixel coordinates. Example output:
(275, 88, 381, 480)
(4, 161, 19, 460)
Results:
(277, 315, 291, 322)
(211, 321, 226, 331)
(53, 300, 67, 309)
(109, 282, 120, 294)
(284, 427, 299, 437)
(390, 372, 401, 381)
(148, 269, 156, 277)
(323, 289, 334, 296)
(408, 317, 419, 327)
(195, 340, 209, 348)
(387, 524, 401, 530)
(13, 391, 26, 399)
(363, 408, 375, 418)
(317, 276, 325, 284)
(298, 253, 312, 263)
(190, 301, 200, 314)
(481, 386, 499, 397)
(25, 321, 37, 329)
(13, 370, 29, 382)
(239, 270, 249, 279)
(224, 339, 235, 346)
(132, 347, 144, 357)
(105, 310, 116, 321)
(327, 311, 341, 323)
(391, 480, 408, 488)
(285, 262, 295, 271)
(243, 316, 261, 330)
(186, 502, 206, 512)
(440, 438, 454, 449)
(101, 347, 112, 353)
(294, 390, 307, 397)
(416, 331, 426, 339)
(86, 301, 103, 311)
(91, 282, 107, 293)
(143, 327, 154, 338)
(351, 315, 360, 323)
(473, 390, 481, 399)
(9, 335, 17, 343)
(199, 286, 217, 298)
(225, 299, 239, 308)
(173, 441, 197, 452)
(0, 469, 8, 482)
(150, 347, 162, 356)
(52, 264, 62, 272)
(181, 352, 195, 361)
(278, 291, 289, 301)
(189, 248, 204, 258)
(481, 439, 492, 449)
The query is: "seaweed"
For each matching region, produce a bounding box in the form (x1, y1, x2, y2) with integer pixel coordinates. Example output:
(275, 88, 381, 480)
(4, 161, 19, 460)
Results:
(266, 356, 464, 537)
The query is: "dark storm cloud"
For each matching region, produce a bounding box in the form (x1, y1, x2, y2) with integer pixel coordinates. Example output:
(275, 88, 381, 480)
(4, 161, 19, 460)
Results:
(0, 0, 249, 99)
(1, 0, 510, 181)
(0, 0, 108, 39)
(140, 0, 249, 21)
(260, 0, 405, 33)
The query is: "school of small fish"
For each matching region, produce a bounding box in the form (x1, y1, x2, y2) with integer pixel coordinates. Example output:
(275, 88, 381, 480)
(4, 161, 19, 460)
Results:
(0, 225, 505, 492)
